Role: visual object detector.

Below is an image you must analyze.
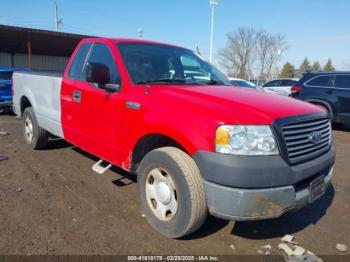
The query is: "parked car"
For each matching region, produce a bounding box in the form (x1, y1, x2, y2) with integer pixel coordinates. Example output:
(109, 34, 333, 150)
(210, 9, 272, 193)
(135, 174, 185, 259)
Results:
(229, 77, 276, 94)
(229, 78, 257, 89)
(263, 78, 299, 96)
(291, 71, 350, 124)
(12, 38, 335, 238)
(0, 68, 30, 112)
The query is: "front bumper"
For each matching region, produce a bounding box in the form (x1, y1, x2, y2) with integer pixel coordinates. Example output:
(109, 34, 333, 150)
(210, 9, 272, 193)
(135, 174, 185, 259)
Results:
(193, 145, 335, 220)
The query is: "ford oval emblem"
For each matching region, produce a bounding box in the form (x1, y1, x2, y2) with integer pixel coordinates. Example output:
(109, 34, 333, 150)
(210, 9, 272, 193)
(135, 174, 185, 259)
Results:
(309, 131, 322, 144)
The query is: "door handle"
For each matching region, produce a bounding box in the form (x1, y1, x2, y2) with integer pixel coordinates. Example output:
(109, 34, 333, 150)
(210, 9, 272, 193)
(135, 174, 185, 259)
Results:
(73, 90, 81, 103)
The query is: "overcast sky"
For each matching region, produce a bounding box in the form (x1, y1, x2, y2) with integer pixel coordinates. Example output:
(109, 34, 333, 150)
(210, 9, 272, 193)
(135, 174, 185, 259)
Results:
(1, 0, 349, 70)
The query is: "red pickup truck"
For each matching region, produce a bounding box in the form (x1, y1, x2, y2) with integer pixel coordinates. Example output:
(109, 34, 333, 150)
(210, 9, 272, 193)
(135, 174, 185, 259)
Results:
(12, 38, 335, 238)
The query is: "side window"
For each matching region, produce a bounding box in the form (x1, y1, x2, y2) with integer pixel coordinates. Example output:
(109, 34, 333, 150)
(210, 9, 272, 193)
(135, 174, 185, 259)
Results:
(334, 75, 350, 89)
(264, 80, 279, 87)
(280, 80, 291, 86)
(289, 80, 298, 86)
(68, 43, 91, 80)
(83, 43, 120, 84)
(306, 75, 333, 87)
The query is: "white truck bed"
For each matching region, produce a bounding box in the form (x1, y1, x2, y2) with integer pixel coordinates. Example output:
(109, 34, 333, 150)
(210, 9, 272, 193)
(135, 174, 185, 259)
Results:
(12, 72, 64, 138)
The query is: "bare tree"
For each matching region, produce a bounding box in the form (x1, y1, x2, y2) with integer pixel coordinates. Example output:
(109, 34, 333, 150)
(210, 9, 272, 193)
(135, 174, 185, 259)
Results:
(219, 27, 258, 79)
(256, 31, 288, 80)
(219, 27, 288, 80)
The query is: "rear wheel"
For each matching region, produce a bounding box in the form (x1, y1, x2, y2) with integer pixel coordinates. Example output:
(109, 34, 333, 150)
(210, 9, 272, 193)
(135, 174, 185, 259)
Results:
(22, 107, 49, 149)
(137, 147, 207, 238)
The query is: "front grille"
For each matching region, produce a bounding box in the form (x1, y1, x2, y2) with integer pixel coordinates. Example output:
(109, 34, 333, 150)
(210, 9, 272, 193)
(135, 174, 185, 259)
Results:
(282, 116, 331, 164)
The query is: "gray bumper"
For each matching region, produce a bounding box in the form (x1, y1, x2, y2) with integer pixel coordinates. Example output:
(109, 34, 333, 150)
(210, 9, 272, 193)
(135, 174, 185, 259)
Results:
(0, 101, 12, 109)
(204, 168, 332, 220)
(193, 145, 335, 220)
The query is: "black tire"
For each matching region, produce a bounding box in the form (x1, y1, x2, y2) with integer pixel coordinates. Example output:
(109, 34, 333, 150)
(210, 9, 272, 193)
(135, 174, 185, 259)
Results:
(137, 147, 207, 238)
(22, 107, 49, 149)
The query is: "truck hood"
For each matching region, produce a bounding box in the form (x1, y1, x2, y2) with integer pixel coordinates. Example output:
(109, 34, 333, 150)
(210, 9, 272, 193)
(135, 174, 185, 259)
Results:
(149, 85, 323, 124)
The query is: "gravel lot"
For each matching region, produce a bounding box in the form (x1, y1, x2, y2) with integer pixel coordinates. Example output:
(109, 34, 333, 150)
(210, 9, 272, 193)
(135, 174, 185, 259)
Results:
(0, 114, 349, 256)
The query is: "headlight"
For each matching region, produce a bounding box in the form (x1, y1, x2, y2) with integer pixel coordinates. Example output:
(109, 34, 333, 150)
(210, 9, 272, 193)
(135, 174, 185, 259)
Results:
(215, 125, 279, 155)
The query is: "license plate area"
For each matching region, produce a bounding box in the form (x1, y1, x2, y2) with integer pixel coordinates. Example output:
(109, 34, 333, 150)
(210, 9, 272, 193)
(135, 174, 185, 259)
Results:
(309, 175, 325, 203)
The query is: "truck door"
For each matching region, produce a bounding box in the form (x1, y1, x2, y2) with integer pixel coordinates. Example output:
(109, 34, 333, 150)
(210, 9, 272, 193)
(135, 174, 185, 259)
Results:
(61, 42, 124, 163)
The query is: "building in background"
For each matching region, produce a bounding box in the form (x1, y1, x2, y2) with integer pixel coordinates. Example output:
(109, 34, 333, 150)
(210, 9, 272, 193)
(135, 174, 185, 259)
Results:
(0, 24, 93, 72)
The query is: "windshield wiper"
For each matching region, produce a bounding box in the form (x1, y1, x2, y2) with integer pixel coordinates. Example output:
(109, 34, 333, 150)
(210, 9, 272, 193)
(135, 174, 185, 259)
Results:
(137, 78, 186, 85)
(204, 79, 223, 85)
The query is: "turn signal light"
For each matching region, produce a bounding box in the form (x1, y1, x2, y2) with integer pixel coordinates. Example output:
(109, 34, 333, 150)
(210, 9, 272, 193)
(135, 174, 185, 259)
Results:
(215, 126, 230, 145)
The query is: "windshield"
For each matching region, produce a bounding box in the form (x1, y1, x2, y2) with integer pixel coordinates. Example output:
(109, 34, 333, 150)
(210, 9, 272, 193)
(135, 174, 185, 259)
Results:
(117, 42, 232, 86)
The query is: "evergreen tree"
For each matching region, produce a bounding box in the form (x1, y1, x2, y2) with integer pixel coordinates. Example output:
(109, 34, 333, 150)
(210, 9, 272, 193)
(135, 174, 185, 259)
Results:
(323, 58, 335, 71)
(311, 61, 322, 71)
(297, 57, 312, 76)
(279, 62, 295, 78)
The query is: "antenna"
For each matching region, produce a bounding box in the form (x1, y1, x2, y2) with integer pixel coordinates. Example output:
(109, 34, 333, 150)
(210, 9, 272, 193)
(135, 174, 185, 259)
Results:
(55, 2, 63, 32)
(209, 0, 219, 63)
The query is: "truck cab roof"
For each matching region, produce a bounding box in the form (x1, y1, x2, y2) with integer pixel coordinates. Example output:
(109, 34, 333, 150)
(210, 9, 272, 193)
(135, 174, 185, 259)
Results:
(80, 37, 184, 49)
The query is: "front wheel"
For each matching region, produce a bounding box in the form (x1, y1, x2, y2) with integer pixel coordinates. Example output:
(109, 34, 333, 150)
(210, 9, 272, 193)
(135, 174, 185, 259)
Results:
(137, 147, 207, 238)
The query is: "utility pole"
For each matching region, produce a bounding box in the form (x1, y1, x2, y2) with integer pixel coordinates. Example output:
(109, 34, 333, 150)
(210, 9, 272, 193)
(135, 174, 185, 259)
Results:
(55, 2, 62, 32)
(209, 0, 218, 63)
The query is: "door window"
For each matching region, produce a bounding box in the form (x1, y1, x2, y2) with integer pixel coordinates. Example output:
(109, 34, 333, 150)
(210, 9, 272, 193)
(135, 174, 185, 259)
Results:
(334, 75, 350, 89)
(68, 43, 92, 80)
(83, 43, 121, 85)
(263, 80, 280, 87)
(290, 80, 298, 86)
(280, 80, 292, 86)
(306, 75, 334, 87)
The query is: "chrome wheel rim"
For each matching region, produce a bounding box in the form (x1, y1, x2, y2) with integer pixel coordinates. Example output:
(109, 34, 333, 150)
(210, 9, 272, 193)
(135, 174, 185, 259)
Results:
(145, 168, 178, 221)
(24, 116, 34, 143)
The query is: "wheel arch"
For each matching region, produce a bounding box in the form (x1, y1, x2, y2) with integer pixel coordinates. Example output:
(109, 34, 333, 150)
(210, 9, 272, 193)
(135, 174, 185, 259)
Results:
(306, 99, 334, 119)
(130, 133, 190, 173)
(20, 96, 33, 117)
